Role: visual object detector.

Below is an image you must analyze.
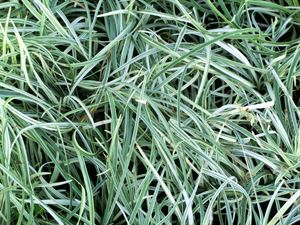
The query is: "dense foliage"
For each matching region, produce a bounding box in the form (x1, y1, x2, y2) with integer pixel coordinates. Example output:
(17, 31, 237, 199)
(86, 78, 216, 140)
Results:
(1, 0, 300, 224)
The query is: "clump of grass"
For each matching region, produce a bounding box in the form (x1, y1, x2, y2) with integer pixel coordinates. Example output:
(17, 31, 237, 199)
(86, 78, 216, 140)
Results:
(1, 0, 300, 224)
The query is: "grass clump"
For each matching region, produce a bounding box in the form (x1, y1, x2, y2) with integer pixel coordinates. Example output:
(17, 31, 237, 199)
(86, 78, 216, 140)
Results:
(1, 0, 300, 224)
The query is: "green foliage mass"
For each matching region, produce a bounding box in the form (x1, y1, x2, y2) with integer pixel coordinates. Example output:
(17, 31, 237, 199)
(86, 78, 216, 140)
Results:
(1, 0, 300, 224)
